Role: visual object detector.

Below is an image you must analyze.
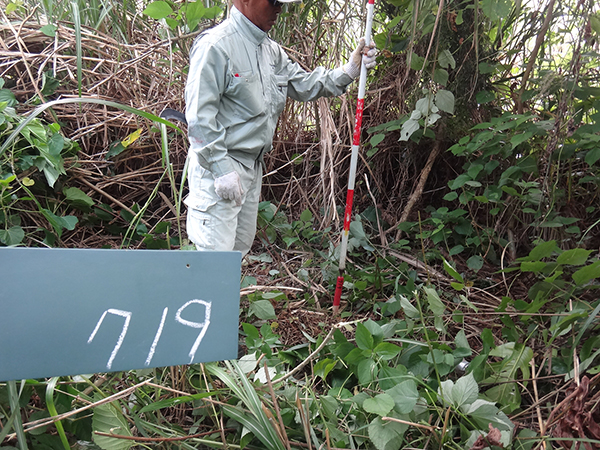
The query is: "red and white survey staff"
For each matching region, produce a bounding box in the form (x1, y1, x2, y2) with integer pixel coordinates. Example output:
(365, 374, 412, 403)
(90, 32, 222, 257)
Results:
(334, 0, 376, 314)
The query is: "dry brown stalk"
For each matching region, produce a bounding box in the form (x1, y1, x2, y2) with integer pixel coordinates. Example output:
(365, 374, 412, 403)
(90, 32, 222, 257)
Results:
(93, 428, 234, 442)
(394, 134, 444, 239)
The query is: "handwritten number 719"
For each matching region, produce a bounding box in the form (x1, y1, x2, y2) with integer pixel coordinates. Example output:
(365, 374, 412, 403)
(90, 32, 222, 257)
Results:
(87, 300, 212, 369)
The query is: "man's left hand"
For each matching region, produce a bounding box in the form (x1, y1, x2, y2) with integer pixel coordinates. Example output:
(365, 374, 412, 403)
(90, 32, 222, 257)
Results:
(343, 38, 377, 79)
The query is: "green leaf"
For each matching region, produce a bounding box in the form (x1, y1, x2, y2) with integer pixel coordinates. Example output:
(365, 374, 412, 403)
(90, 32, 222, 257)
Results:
(399, 118, 419, 141)
(520, 261, 546, 272)
(299, 208, 312, 222)
(455, 329, 471, 352)
(314, 358, 337, 379)
(0, 88, 16, 108)
(438, 49, 456, 69)
(374, 342, 401, 360)
(399, 296, 420, 319)
(0, 173, 16, 186)
(363, 394, 395, 416)
(410, 54, 425, 71)
(572, 261, 600, 286)
(242, 322, 260, 339)
(467, 163, 484, 179)
(450, 173, 472, 188)
(481, 328, 494, 352)
(92, 404, 133, 450)
(467, 255, 484, 272)
(166, 16, 178, 29)
(40, 24, 57, 37)
(106, 141, 126, 159)
(208, 361, 286, 450)
(510, 132, 533, 148)
(415, 96, 433, 116)
(186, 0, 207, 30)
(433, 68, 449, 86)
(527, 240, 557, 261)
(464, 399, 514, 433)
(356, 322, 375, 350)
(485, 382, 521, 414)
(449, 244, 464, 255)
(591, 15, 600, 33)
(424, 287, 445, 315)
(476, 90, 495, 104)
(435, 90, 455, 114)
(357, 358, 378, 385)
(249, 300, 276, 320)
(0, 226, 24, 246)
(368, 414, 408, 450)
(451, 373, 479, 408)
(344, 347, 367, 366)
(379, 365, 409, 390)
(143, 1, 173, 19)
(386, 380, 419, 414)
(204, 5, 222, 19)
(556, 248, 592, 266)
(481, 0, 512, 21)
(41, 209, 77, 238)
(370, 133, 386, 147)
(64, 187, 94, 208)
(443, 259, 464, 283)
(426, 112, 441, 126)
(478, 62, 496, 74)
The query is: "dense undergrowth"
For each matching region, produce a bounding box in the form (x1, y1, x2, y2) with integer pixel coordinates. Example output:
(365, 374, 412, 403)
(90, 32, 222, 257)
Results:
(2, 0, 600, 448)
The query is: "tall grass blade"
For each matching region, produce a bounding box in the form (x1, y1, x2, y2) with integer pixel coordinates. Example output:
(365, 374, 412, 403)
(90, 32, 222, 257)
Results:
(574, 301, 600, 348)
(45, 377, 71, 450)
(120, 168, 167, 248)
(0, 97, 181, 157)
(7, 380, 27, 450)
(71, 0, 83, 97)
(94, 0, 114, 32)
(0, 410, 17, 444)
(160, 122, 186, 246)
(206, 362, 286, 450)
(41, 0, 54, 20)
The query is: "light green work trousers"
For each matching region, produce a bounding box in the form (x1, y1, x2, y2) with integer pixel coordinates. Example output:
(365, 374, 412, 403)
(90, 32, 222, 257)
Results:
(185, 159, 262, 257)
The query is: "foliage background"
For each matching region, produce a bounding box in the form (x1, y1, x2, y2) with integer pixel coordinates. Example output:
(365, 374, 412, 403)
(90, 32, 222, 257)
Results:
(2, 0, 600, 448)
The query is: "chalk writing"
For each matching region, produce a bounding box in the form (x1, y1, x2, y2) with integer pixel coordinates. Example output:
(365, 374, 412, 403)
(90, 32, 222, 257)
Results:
(146, 307, 169, 366)
(175, 300, 212, 363)
(87, 309, 132, 370)
(89, 300, 212, 369)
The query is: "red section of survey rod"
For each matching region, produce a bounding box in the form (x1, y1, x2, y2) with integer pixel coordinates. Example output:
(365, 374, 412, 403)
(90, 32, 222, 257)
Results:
(352, 99, 365, 147)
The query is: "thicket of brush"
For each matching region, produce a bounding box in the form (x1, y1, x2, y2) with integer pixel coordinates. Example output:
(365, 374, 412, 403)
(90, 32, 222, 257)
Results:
(2, 0, 600, 449)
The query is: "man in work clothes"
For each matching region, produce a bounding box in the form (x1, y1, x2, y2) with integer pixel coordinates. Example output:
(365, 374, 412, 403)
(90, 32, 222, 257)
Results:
(184, 0, 377, 256)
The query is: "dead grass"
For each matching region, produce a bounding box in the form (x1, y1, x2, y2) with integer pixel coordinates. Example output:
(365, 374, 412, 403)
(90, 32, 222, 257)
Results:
(1, 14, 442, 251)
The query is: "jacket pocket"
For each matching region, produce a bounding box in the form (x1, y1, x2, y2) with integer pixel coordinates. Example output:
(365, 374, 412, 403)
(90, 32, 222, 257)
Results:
(273, 75, 288, 115)
(184, 194, 218, 212)
(225, 70, 262, 118)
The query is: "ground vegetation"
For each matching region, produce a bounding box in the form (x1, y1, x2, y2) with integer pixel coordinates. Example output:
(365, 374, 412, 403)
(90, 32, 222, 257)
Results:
(2, 0, 600, 448)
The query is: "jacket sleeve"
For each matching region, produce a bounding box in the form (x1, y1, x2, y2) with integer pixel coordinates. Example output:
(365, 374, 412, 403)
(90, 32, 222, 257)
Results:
(185, 38, 235, 178)
(277, 46, 354, 102)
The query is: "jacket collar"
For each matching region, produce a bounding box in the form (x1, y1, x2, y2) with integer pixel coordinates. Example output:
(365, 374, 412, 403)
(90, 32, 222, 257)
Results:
(231, 6, 268, 45)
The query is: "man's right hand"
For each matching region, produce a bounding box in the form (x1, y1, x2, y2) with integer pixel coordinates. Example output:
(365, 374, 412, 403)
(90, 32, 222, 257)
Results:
(214, 171, 243, 206)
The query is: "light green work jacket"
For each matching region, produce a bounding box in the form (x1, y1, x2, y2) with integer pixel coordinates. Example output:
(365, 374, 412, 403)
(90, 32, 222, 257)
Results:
(184, 6, 354, 191)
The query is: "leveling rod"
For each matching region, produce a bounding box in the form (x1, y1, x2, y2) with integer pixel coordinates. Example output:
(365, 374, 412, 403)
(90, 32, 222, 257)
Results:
(333, 0, 375, 315)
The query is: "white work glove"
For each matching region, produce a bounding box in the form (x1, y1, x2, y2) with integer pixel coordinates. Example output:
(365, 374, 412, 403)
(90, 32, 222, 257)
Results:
(343, 38, 377, 79)
(214, 171, 243, 206)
